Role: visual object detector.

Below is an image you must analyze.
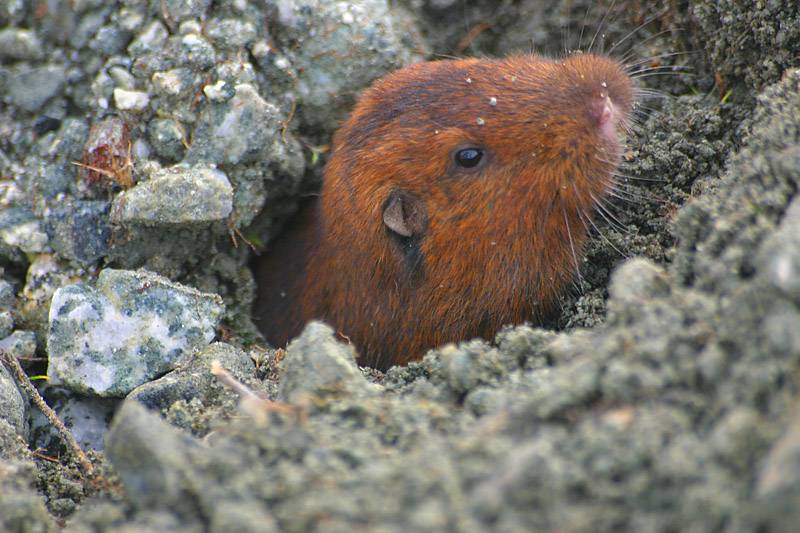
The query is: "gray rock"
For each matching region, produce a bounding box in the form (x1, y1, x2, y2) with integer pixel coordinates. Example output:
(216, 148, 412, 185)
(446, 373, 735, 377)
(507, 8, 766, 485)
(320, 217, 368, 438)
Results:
(186, 83, 281, 166)
(18, 256, 82, 337)
(44, 200, 111, 266)
(150, 67, 194, 97)
(0, 312, 13, 339)
(0, 278, 15, 339)
(89, 22, 133, 56)
(0, 279, 16, 308)
(209, 501, 279, 533)
(0, 361, 26, 439)
(757, 194, 800, 303)
(7, 65, 67, 112)
(69, 8, 108, 49)
(0, 208, 49, 254)
(110, 165, 233, 226)
(607, 258, 671, 310)
(0, 0, 25, 26)
(47, 268, 225, 397)
(0, 28, 44, 61)
(751, 408, 800, 531)
(204, 18, 257, 51)
(29, 388, 119, 452)
(148, 118, 187, 161)
(128, 342, 255, 412)
(113, 88, 150, 111)
(179, 33, 216, 69)
(437, 340, 505, 396)
(279, 321, 377, 403)
(105, 400, 202, 513)
(0, 458, 56, 532)
(0, 331, 37, 361)
(161, 0, 212, 24)
(128, 20, 168, 57)
(267, 0, 426, 131)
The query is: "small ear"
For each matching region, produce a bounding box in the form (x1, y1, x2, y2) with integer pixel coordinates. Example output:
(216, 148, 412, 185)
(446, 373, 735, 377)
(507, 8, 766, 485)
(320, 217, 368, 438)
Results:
(382, 191, 427, 238)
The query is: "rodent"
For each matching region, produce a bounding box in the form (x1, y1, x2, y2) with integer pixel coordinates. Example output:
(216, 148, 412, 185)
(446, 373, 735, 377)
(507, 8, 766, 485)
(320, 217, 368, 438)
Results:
(253, 53, 634, 370)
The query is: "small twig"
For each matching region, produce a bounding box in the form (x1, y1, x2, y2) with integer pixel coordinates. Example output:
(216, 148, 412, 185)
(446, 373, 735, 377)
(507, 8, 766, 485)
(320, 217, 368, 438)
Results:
(32, 449, 61, 464)
(0, 351, 94, 477)
(280, 100, 297, 144)
(210, 360, 297, 422)
(227, 223, 258, 251)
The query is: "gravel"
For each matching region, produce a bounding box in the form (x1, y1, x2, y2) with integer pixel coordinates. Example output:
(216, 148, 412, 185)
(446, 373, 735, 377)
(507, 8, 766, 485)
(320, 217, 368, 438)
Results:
(0, 0, 797, 530)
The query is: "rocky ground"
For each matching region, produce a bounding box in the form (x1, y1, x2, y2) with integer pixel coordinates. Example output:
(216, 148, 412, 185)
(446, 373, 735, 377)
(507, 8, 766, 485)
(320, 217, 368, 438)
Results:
(0, 0, 799, 531)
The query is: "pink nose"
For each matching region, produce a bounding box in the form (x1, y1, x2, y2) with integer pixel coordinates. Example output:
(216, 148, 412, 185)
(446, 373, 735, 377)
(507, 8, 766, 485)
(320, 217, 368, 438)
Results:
(589, 88, 620, 143)
(590, 91, 614, 127)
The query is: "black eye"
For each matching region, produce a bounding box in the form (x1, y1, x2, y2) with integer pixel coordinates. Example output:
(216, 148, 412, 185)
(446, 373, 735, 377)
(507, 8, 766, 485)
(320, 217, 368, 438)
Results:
(455, 148, 484, 168)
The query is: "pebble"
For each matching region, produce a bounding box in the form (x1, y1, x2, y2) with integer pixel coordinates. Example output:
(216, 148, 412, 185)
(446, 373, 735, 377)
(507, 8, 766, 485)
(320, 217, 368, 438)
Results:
(113, 88, 150, 111)
(279, 321, 378, 404)
(110, 165, 233, 225)
(8, 65, 67, 112)
(47, 268, 225, 397)
(0, 28, 43, 61)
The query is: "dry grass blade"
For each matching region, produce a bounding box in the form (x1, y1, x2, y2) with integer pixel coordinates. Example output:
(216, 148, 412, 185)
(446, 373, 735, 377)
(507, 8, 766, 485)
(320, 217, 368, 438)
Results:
(210, 360, 298, 423)
(0, 351, 94, 477)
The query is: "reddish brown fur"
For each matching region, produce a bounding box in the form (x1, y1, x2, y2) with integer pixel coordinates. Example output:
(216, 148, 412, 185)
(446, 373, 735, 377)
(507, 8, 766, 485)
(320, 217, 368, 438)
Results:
(254, 53, 633, 370)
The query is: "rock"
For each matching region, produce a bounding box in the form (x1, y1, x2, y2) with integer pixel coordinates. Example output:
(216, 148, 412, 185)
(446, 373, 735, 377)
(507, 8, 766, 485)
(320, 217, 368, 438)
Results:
(179, 33, 216, 69)
(0, 279, 15, 339)
(607, 258, 671, 309)
(44, 200, 112, 266)
(209, 501, 278, 533)
(0, 1, 25, 26)
(751, 408, 800, 531)
(151, 68, 194, 97)
(0, 28, 43, 61)
(129, 342, 255, 412)
(80, 116, 132, 189)
(757, 194, 800, 303)
(0, 459, 56, 532)
(47, 268, 225, 397)
(279, 321, 377, 403)
(89, 21, 133, 56)
(437, 340, 505, 396)
(19, 256, 82, 337)
(105, 400, 201, 513)
(0, 360, 26, 439)
(110, 165, 233, 226)
(148, 118, 187, 162)
(7, 65, 67, 112)
(186, 83, 281, 166)
(204, 18, 257, 51)
(29, 388, 119, 452)
(267, 0, 426, 132)
(128, 20, 168, 57)
(68, 9, 107, 49)
(161, 0, 212, 25)
(0, 331, 37, 361)
(0, 279, 16, 308)
(0, 312, 13, 339)
(0, 208, 49, 254)
(113, 88, 150, 112)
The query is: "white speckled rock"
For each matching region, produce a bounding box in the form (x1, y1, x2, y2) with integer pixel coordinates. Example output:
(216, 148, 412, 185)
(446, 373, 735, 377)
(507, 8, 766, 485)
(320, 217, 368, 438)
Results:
(113, 88, 151, 112)
(47, 269, 225, 397)
(186, 83, 281, 166)
(110, 164, 233, 226)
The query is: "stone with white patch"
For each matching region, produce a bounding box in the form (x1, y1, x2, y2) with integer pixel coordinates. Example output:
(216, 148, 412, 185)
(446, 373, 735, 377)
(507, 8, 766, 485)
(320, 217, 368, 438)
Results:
(47, 269, 224, 397)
